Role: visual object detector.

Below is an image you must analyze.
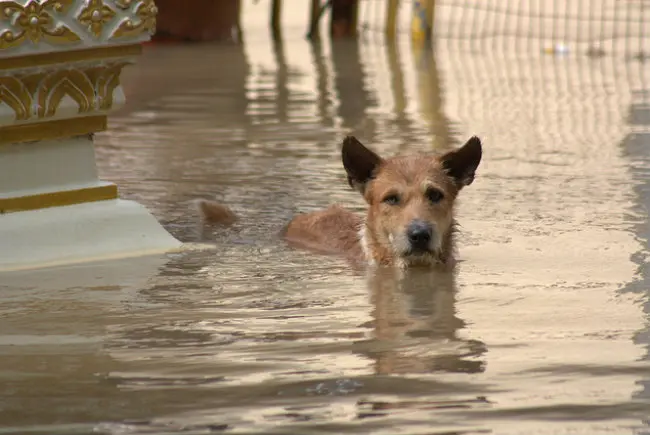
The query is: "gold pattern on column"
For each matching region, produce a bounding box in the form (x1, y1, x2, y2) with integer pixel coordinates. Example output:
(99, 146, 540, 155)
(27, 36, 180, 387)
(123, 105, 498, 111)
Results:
(86, 62, 128, 110)
(77, 0, 117, 37)
(113, 0, 136, 10)
(0, 116, 107, 145)
(0, 76, 32, 121)
(0, 0, 81, 49)
(0, 62, 132, 121)
(110, 0, 157, 39)
(38, 69, 95, 117)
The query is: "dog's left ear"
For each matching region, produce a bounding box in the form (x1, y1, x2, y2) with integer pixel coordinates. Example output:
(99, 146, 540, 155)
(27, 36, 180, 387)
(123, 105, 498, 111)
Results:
(440, 136, 482, 188)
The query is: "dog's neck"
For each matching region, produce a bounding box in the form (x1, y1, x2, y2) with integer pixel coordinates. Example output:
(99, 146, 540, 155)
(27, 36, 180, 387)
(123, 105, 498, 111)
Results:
(358, 221, 455, 269)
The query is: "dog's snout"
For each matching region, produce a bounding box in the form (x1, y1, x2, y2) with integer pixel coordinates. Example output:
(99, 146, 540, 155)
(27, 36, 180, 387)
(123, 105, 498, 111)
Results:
(406, 220, 433, 251)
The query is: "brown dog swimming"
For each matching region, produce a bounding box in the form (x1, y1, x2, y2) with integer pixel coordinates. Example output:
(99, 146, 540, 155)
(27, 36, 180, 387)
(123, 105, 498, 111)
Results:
(198, 136, 482, 269)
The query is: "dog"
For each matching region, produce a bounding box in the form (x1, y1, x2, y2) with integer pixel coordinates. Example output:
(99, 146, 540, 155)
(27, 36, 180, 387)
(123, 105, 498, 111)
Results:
(198, 135, 482, 269)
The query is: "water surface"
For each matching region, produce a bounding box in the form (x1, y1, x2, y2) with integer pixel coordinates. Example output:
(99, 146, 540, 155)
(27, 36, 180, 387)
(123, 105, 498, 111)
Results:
(2, 4, 650, 434)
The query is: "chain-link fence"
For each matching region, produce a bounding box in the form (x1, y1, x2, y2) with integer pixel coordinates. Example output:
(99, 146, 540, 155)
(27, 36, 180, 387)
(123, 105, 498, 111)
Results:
(360, 0, 649, 58)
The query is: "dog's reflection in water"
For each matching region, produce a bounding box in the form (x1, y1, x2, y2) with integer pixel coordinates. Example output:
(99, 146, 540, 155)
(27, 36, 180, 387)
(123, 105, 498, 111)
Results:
(355, 267, 486, 375)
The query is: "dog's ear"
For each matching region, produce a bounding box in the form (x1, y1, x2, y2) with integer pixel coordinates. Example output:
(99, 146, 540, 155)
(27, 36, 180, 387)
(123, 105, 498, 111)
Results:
(341, 136, 383, 194)
(440, 136, 482, 188)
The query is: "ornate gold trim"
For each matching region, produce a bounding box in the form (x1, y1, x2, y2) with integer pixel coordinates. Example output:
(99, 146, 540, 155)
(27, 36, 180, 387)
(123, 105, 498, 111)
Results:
(0, 0, 81, 49)
(0, 183, 118, 213)
(0, 0, 155, 52)
(78, 0, 117, 37)
(114, 0, 136, 9)
(0, 44, 142, 69)
(0, 116, 107, 145)
(111, 0, 157, 40)
(1, 61, 129, 121)
(0, 75, 32, 120)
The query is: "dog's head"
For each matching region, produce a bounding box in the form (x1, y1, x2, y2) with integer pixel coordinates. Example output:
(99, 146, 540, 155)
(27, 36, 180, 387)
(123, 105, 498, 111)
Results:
(342, 136, 482, 267)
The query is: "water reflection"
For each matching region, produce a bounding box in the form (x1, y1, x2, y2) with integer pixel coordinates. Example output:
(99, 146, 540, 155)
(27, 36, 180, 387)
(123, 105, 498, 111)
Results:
(331, 38, 378, 140)
(356, 267, 486, 375)
(385, 40, 409, 134)
(412, 43, 454, 152)
(620, 84, 650, 433)
(272, 36, 289, 125)
(310, 40, 336, 131)
(0, 255, 172, 430)
(84, 248, 493, 434)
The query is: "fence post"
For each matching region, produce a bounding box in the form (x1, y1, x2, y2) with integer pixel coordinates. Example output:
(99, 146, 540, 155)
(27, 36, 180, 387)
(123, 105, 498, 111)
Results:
(330, 0, 359, 38)
(271, 0, 282, 39)
(0, 0, 181, 271)
(308, 0, 321, 40)
(386, 0, 400, 39)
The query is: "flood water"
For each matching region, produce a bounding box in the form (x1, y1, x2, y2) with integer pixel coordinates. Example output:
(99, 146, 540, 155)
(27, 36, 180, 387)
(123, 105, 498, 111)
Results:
(2, 3, 650, 434)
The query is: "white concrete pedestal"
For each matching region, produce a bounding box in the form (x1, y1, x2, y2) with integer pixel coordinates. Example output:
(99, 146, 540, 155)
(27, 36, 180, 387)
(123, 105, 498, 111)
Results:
(0, 199, 181, 272)
(0, 0, 182, 272)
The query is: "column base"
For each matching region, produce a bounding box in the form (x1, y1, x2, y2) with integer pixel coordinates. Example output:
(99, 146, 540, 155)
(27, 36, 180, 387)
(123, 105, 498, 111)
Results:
(0, 199, 182, 272)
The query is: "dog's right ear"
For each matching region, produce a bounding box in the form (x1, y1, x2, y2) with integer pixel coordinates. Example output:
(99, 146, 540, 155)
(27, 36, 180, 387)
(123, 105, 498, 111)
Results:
(341, 136, 383, 194)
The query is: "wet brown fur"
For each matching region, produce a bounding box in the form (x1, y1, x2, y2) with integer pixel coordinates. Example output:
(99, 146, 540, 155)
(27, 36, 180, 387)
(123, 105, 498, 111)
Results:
(198, 136, 482, 269)
(360, 154, 459, 266)
(196, 199, 238, 225)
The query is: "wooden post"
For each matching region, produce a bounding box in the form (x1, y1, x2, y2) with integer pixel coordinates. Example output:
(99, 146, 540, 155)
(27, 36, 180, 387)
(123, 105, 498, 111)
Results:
(307, 0, 321, 40)
(386, 0, 400, 39)
(330, 0, 359, 38)
(271, 0, 282, 40)
(411, 0, 436, 46)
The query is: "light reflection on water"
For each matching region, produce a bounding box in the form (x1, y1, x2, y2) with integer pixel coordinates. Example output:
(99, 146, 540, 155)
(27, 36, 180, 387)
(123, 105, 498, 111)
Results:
(2, 6, 650, 435)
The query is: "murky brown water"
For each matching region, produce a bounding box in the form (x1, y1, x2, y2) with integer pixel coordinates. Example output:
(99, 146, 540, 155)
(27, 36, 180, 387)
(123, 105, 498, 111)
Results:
(3, 4, 650, 435)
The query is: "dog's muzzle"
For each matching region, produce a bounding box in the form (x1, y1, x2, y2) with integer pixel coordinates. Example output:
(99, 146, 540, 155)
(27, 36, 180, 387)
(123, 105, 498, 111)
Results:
(406, 220, 434, 254)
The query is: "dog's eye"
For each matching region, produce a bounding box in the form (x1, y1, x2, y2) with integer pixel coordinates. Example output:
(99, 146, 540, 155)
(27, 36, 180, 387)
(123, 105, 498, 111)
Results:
(382, 194, 400, 205)
(425, 188, 444, 203)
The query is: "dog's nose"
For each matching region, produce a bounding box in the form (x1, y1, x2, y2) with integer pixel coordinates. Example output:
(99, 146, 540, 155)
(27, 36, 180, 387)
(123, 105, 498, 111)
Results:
(406, 220, 433, 251)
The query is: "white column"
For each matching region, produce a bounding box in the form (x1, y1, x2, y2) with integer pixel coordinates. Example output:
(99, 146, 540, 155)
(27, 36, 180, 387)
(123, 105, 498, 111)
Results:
(0, 0, 181, 272)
